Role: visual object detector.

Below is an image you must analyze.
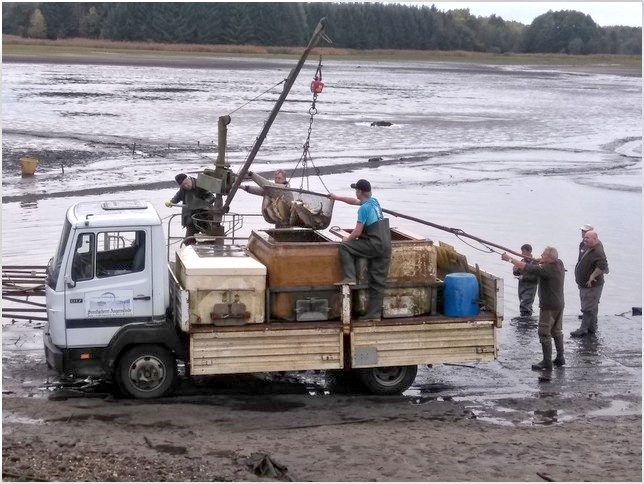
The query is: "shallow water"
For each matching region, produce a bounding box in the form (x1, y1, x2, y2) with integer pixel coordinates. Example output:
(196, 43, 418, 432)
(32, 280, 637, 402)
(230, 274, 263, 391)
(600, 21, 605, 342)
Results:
(2, 58, 641, 418)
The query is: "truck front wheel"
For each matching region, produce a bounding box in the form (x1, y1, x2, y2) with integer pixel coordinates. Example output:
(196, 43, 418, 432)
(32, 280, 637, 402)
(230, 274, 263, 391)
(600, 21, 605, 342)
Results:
(358, 365, 417, 395)
(116, 345, 177, 399)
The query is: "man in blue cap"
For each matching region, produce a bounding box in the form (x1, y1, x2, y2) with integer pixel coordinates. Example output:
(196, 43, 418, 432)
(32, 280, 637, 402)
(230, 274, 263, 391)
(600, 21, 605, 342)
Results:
(330, 179, 392, 320)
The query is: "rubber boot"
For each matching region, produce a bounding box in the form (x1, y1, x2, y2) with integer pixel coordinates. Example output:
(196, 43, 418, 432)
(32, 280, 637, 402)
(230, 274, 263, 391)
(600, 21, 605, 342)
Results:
(552, 334, 566, 367)
(531, 341, 553, 371)
(571, 311, 591, 337)
(359, 293, 383, 321)
(336, 247, 357, 285)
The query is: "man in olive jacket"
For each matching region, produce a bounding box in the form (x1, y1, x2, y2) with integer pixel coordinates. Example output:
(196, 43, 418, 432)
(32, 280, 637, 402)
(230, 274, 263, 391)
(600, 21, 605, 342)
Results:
(503, 247, 565, 371)
(571, 230, 608, 337)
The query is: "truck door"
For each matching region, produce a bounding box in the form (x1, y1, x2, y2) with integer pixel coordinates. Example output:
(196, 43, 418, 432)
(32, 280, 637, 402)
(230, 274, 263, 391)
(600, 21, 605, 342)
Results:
(64, 228, 153, 348)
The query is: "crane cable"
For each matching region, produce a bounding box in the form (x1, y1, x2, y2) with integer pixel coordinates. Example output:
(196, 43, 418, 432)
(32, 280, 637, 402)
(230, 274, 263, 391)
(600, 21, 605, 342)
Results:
(227, 79, 286, 117)
(289, 56, 330, 194)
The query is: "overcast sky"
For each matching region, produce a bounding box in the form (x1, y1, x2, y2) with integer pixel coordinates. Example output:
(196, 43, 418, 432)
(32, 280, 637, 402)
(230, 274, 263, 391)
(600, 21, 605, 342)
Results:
(423, 2, 642, 27)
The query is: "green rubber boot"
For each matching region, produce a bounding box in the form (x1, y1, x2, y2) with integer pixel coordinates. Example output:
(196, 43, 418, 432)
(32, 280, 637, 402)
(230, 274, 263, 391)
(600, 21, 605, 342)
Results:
(531, 341, 553, 371)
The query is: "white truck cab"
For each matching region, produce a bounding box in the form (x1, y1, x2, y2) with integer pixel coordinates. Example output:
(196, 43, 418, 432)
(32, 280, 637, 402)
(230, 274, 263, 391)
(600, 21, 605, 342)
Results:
(44, 200, 182, 397)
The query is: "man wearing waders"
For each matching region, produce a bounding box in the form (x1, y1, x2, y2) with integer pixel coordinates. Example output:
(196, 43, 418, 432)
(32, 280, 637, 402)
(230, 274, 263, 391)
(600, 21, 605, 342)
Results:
(514, 243, 539, 317)
(502, 247, 565, 371)
(330, 179, 392, 321)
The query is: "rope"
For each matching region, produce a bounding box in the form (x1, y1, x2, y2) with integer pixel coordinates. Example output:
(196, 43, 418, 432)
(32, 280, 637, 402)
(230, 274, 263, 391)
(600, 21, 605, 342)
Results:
(455, 234, 498, 254)
(382, 207, 529, 260)
(227, 79, 286, 116)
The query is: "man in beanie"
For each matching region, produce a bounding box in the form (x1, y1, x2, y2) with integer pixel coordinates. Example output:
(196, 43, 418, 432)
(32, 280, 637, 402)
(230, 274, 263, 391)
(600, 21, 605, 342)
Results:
(165, 173, 215, 244)
(330, 179, 392, 321)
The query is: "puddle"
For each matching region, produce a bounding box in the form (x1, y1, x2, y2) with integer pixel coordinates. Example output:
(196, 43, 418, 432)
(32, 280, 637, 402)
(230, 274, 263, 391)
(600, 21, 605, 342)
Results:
(469, 409, 515, 427)
(588, 399, 639, 417)
(408, 396, 453, 405)
(52, 414, 119, 423)
(230, 397, 306, 413)
(307, 388, 331, 396)
(531, 409, 560, 426)
(3, 413, 45, 425)
(43, 376, 114, 400)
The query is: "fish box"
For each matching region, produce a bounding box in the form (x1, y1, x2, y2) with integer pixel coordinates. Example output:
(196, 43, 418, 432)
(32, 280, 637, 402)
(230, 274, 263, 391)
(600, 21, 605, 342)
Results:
(246, 227, 437, 321)
(175, 245, 266, 327)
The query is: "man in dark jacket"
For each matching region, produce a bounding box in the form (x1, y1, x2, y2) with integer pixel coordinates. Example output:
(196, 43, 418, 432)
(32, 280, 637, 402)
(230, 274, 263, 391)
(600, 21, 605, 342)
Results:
(165, 173, 215, 244)
(503, 247, 565, 371)
(571, 230, 608, 337)
(513, 243, 539, 317)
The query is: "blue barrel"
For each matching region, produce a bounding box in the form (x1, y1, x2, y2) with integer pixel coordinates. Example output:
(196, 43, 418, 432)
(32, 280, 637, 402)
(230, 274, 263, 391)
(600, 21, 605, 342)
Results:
(443, 273, 480, 317)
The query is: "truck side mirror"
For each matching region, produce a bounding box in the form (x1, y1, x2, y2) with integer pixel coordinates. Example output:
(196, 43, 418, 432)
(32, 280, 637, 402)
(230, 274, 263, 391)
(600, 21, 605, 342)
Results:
(65, 275, 76, 288)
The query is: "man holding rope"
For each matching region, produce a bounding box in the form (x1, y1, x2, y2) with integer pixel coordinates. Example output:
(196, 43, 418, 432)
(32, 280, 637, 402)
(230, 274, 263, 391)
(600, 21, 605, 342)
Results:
(502, 247, 566, 371)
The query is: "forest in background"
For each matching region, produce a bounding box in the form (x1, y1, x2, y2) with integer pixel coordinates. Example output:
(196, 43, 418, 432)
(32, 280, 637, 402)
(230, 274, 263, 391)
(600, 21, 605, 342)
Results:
(2, 2, 642, 55)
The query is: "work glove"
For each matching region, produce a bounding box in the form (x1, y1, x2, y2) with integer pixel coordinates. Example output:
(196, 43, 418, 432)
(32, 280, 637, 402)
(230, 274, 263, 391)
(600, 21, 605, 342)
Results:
(164, 200, 172, 207)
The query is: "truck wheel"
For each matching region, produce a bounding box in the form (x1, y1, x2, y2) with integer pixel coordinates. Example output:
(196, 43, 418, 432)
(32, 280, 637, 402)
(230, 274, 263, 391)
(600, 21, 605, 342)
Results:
(358, 365, 417, 395)
(116, 345, 177, 399)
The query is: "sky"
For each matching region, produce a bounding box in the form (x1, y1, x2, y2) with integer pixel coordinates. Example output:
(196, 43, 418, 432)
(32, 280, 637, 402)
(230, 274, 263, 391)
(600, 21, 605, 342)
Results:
(420, 2, 642, 27)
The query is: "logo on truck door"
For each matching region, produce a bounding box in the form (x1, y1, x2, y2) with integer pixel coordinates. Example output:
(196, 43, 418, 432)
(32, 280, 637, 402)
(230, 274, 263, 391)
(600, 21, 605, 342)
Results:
(85, 290, 133, 318)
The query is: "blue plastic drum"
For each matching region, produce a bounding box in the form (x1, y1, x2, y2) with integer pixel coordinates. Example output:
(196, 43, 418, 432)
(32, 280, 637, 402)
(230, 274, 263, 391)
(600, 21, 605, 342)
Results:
(443, 273, 480, 317)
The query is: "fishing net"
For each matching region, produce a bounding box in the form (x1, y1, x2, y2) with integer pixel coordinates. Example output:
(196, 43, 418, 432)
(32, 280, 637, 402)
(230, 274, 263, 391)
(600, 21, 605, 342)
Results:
(261, 186, 334, 229)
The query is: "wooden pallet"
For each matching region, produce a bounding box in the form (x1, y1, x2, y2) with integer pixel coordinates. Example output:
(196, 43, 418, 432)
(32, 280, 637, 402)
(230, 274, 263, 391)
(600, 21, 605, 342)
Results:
(2, 265, 47, 322)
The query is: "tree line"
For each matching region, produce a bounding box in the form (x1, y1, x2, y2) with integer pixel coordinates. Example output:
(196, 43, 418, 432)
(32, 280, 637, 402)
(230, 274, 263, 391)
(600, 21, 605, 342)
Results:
(2, 2, 641, 55)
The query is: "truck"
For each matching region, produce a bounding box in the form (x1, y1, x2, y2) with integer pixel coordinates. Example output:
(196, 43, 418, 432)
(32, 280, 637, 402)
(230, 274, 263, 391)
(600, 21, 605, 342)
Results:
(43, 200, 502, 398)
(42, 19, 504, 398)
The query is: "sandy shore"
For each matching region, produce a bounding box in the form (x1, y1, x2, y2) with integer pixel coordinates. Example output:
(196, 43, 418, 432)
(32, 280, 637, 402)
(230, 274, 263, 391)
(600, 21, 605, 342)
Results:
(2, 389, 641, 482)
(2, 344, 642, 482)
(2, 52, 287, 71)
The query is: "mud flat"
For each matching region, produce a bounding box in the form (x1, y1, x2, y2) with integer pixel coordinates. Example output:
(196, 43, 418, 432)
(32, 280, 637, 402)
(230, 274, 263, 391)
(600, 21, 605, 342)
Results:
(2, 308, 642, 482)
(3, 42, 641, 76)
(2, 388, 641, 481)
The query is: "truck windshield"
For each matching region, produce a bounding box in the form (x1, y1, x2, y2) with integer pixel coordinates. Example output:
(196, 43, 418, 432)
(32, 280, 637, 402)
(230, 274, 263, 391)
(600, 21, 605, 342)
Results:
(47, 218, 72, 289)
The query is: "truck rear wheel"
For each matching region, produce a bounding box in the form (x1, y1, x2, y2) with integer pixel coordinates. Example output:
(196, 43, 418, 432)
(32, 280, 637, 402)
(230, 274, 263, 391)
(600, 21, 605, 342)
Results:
(116, 345, 177, 399)
(358, 365, 417, 395)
